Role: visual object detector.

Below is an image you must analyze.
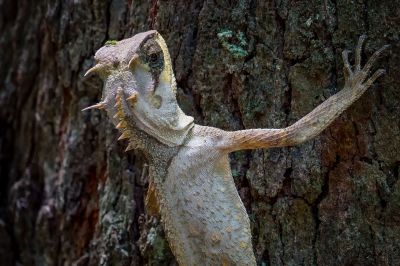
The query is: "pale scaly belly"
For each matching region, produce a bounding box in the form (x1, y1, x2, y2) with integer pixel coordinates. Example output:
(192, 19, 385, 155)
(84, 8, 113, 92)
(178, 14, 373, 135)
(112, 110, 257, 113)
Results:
(161, 149, 257, 266)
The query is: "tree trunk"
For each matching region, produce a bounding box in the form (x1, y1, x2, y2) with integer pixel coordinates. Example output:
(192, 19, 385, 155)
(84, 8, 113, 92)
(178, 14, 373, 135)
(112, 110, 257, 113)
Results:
(1, 0, 399, 265)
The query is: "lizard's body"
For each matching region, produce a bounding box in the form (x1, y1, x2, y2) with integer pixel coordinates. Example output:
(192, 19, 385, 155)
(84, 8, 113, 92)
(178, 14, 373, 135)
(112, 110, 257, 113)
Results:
(117, 110, 256, 264)
(161, 125, 254, 265)
(84, 30, 387, 265)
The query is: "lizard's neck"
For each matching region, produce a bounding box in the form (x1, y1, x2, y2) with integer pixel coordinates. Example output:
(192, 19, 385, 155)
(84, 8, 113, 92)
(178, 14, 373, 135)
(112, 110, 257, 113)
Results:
(127, 100, 194, 147)
(124, 120, 192, 189)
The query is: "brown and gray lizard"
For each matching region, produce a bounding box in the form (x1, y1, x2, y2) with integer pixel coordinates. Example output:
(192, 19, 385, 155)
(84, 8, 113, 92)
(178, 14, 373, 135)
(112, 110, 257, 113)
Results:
(83, 31, 388, 265)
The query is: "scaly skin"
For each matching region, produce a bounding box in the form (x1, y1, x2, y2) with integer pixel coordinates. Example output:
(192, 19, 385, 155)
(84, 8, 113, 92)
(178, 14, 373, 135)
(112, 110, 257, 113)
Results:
(83, 31, 387, 265)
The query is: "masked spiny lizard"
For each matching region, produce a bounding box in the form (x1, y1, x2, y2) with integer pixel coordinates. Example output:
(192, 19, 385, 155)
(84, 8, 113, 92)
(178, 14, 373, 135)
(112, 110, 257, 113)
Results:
(83, 31, 387, 265)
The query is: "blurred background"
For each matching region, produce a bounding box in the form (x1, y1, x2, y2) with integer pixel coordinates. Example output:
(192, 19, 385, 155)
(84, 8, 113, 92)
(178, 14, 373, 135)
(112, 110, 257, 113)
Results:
(0, 0, 399, 265)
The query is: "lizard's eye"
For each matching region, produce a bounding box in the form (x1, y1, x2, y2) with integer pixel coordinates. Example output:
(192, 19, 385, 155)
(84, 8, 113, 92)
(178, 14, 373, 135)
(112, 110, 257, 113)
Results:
(140, 38, 164, 71)
(149, 53, 159, 63)
(147, 52, 163, 71)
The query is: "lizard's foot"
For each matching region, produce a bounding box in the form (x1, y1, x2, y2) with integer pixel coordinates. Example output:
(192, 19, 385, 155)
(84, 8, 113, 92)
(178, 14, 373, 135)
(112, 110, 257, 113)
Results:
(341, 35, 389, 90)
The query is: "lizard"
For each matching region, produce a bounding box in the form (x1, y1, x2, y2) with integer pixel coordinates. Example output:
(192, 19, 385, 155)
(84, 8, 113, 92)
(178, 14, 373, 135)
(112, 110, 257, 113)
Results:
(83, 30, 388, 265)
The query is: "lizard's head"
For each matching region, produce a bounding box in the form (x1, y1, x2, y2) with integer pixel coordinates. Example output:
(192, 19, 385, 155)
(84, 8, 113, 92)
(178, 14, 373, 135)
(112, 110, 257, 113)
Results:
(84, 30, 194, 146)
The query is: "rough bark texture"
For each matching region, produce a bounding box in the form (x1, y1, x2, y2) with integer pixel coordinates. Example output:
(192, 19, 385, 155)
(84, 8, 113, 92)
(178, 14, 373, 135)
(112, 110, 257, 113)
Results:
(0, 0, 399, 265)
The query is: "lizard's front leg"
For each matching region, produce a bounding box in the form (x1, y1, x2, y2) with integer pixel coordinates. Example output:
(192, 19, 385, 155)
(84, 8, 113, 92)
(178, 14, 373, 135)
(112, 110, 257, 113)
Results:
(222, 36, 389, 152)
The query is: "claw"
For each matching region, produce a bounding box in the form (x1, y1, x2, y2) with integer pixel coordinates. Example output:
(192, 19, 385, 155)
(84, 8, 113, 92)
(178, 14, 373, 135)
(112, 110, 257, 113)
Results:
(116, 121, 127, 129)
(84, 64, 104, 77)
(113, 110, 124, 119)
(118, 130, 130, 140)
(128, 54, 139, 69)
(81, 101, 106, 111)
(127, 92, 138, 104)
(125, 142, 136, 152)
(127, 93, 137, 101)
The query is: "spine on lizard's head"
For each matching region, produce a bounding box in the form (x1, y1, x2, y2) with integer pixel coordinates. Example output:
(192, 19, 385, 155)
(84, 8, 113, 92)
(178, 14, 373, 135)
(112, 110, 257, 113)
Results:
(85, 30, 194, 147)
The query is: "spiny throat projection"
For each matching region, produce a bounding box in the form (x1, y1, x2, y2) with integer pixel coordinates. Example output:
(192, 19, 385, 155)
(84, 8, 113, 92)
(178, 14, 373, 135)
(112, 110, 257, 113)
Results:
(83, 31, 387, 265)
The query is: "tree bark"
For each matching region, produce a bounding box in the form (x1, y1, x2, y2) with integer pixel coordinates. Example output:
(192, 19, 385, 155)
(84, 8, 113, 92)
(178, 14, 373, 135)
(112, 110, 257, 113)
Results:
(0, 0, 399, 265)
